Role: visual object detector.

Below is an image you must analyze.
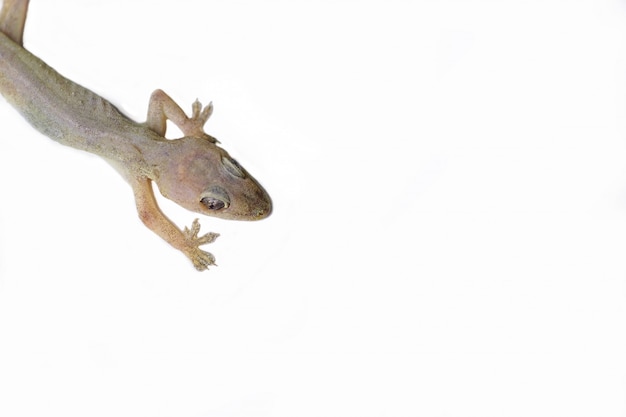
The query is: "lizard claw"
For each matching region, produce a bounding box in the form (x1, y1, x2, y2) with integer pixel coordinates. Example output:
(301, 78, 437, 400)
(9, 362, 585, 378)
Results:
(182, 218, 220, 271)
(189, 248, 217, 271)
(191, 99, 213, 124)
(184, 100, 215, 142)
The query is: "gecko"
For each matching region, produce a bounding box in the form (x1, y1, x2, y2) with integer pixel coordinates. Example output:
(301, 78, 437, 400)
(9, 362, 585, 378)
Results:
(0, 0, 272, 271)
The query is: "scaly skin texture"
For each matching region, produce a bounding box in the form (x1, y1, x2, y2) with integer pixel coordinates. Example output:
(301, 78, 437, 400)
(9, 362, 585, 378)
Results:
(0, 0, 272, 270)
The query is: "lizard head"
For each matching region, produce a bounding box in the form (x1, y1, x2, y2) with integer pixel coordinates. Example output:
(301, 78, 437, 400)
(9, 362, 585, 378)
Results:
(156, 137, 272, 221)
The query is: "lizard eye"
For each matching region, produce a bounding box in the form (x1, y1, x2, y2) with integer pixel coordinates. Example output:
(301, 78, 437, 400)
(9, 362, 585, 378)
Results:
(200, 186, 230, 210)
(201, 196, 227, 210)
(222, 156, 246, 178)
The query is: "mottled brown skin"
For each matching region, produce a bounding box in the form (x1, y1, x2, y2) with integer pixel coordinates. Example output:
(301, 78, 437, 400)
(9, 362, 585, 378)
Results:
(0, 0, 272, 270)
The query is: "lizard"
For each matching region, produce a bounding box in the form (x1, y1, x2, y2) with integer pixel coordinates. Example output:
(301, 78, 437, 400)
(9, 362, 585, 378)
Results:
(0, 0, 272, 271)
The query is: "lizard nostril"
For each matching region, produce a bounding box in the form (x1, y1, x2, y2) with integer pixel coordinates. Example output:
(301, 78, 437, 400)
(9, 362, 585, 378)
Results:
(256, 201, 272, 218)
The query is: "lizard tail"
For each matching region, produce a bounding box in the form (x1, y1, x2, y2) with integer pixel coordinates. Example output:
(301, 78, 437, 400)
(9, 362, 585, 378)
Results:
(0, 0, 29, 46)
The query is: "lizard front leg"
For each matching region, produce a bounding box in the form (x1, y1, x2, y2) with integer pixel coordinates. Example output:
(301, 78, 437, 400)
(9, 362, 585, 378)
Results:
(127, 174, 219, 271)
(140, 90, 221, 270)
(146, 89, 216, 141)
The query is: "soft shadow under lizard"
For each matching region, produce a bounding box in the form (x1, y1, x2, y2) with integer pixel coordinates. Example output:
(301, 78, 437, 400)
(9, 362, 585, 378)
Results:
(0, 0, 272, 270)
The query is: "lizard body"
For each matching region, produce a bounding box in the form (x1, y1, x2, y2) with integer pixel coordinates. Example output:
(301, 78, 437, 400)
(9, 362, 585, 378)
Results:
(0, 0, 272, 270)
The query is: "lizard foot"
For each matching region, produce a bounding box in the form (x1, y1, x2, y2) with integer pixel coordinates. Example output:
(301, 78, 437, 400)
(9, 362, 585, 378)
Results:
(182, 99, 217, 141)
(182, 218, 220, 271)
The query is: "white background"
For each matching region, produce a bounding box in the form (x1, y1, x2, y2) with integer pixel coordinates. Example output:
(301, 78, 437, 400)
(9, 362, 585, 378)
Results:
(0, 0, 625, 416)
